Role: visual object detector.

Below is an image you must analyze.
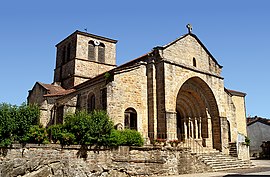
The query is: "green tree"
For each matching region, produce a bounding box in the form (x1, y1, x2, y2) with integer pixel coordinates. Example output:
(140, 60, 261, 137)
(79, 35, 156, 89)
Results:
(0, 103, 16, 146)
(63, 110, 113, 145)
(14, 103, 40, 143)
(0, 103, 40, 147)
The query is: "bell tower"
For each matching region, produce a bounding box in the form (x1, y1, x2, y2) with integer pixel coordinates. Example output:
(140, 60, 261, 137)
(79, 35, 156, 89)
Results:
(53, 30, 117, 89)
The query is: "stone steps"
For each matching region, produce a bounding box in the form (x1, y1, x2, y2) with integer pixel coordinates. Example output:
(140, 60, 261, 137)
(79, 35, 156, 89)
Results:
(229, 142, 238, 157)
(196, 152, 253, 172)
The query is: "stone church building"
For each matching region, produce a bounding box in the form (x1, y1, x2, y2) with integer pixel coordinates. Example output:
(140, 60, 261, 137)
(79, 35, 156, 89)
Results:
(28, 25, 247, 154)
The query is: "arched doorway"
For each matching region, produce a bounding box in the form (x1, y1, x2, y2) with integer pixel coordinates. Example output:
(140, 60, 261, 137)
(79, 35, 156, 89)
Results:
(124, 108, 137, 130)
(176, 77, 221, 150)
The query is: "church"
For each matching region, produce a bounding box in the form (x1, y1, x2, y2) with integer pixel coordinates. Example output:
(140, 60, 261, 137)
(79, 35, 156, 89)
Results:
(28, 25, 248, 155)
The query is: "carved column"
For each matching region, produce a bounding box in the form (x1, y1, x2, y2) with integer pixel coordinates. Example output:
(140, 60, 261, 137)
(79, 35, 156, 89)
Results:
(190, 117, 193, 138)
(195, 117, 198, 139)
(198, 117, 202, 139)
(184, 118, 187, 140)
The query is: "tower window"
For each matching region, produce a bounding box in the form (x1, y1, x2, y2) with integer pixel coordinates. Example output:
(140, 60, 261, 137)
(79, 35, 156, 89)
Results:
(88, 40, 105, 63)
(98, 43, 105, 63)
(88, 41, 95, 61)
(193, 57, 197, 67)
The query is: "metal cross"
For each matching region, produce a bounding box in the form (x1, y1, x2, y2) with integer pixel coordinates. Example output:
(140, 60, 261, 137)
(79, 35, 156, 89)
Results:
(186, 24, 192, 33)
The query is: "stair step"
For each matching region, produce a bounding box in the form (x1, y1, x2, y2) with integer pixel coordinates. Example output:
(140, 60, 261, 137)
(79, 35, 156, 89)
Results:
(195, 150, 252, 172)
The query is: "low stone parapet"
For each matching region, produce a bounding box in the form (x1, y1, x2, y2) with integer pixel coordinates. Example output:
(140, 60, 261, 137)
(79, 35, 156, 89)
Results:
(0, 144, 210, 177)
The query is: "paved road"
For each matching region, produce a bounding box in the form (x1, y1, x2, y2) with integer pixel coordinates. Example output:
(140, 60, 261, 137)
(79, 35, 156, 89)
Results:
(158, 160, 270, 177)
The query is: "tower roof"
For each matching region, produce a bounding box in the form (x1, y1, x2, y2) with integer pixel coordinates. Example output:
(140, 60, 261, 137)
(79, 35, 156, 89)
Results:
(55, 30, 118, 47)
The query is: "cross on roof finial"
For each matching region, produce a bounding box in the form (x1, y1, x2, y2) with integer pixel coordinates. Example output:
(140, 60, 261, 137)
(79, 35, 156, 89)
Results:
(186, 24, 192, 33)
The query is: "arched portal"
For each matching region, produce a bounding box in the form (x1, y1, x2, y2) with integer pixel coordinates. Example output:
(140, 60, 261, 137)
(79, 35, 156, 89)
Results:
(176, 77, 221, 150)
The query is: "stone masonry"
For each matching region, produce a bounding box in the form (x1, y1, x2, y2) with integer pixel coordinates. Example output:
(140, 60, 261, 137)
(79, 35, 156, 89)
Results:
(0, 144, 210, 177)
(28, 26, 248, 158)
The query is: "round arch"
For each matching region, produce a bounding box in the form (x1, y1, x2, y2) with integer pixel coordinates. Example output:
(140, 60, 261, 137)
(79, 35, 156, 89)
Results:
(124, 107, 138, 130)
(176, 76, 221, 150)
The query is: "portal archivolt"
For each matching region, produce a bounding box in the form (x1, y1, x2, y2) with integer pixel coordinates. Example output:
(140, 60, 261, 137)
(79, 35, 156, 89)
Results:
(176, 77, 221, 150)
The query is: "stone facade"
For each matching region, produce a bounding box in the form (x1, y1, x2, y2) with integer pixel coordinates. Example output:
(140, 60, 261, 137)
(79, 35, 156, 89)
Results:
(28, 28, 248, 158)
(0, 144, 211, 177)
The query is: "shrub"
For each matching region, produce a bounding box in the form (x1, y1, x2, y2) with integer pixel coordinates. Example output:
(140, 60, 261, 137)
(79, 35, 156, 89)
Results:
(24, 125, 49, 144)
(88, 110, 114, 145)
(47, 124, 64, 143)
(105, 129, 125, 147)
(64, 110, 92, 145)
(63, 110, 113, 145)
(121, 129, 144, 146)
(245, 136, 250, 146)
(58, 132, 75, 146)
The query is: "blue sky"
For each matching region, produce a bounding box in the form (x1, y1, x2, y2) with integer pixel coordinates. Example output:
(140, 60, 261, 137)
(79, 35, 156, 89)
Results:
(0, 1, 269, 118)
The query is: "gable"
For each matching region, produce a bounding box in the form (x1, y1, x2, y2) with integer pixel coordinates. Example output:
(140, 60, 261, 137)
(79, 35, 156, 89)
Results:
(28, 82, 48, 105)
(162, 34, 222, 76)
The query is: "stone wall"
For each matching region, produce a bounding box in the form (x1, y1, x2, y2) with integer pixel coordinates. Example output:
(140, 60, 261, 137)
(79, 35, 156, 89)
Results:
(107, 63, 148, 138)
(76, 34, 116, 66)
(231, 95, 247, 136)
(162, 35, 222, 76)
(0, 144, 211, 177)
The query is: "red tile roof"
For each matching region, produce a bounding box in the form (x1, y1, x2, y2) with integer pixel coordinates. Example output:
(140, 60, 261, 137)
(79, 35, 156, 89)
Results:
(225, 88, 246, 97)
(37, 82, 75, 97)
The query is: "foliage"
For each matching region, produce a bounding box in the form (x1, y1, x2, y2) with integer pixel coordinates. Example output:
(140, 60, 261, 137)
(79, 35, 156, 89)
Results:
(104, 72, 113, 82)
(0, 103, 145, 148)
(104, 129, 126, 147)
(0, 103, 16, 147)
(245, 136, 250, 146)
(47, 124, 64, 143)
(121, 129, 144, 146)
(58, 132, 75, 146)
(0, 103, 40, 147)
(63, 110, 113, 145)
(24, 125, 49, 144)
(13, 103, 40, 143)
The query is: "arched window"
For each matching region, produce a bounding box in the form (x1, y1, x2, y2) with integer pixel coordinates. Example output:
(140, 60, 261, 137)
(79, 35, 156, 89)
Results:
(227, 120, 231, 143)
(124, 108, 137, 130)
(88, 41, 95, 61)
(98, 43, 105, 63)
(193, 57, 196, 67)
(87, 93, 95, 113)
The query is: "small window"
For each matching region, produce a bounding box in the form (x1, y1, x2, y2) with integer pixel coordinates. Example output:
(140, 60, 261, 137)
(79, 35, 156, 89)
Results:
(124, 108, 137, 130)
(87, 93, 95, 113)
(193, 57, 196, 67)
(56, 105, 64, 124)
(76, 94, 81, 111)
(88, 41, 95, 61)
(101, 88, 107, 110)
(98, 43, 105, 63)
